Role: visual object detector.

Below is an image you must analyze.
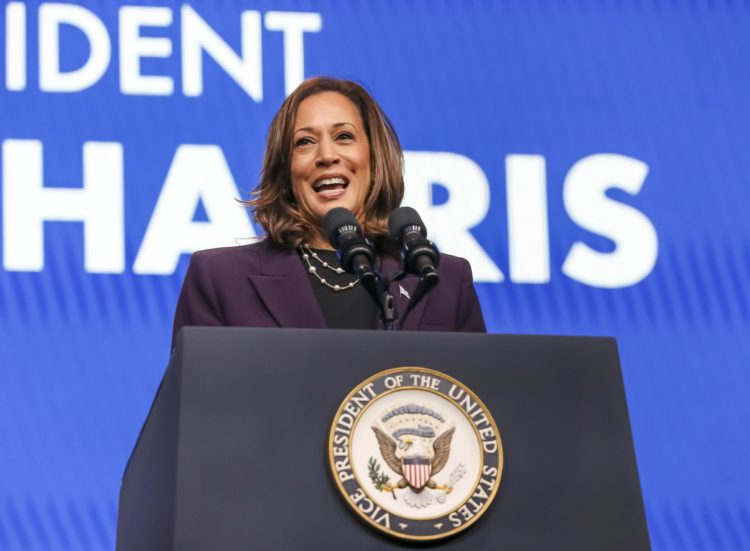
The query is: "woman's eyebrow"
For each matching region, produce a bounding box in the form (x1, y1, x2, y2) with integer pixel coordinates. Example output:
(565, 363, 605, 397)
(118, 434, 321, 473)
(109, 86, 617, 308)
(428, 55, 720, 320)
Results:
(294, 121, 356, 134)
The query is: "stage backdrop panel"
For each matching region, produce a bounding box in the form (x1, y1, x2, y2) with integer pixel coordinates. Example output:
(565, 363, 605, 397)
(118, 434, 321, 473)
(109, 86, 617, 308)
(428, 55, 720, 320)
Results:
(1, 1, 749, 550)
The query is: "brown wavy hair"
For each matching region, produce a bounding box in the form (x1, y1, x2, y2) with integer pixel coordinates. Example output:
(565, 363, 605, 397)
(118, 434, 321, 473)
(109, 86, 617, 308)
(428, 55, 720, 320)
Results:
(247, 77, 404, 250)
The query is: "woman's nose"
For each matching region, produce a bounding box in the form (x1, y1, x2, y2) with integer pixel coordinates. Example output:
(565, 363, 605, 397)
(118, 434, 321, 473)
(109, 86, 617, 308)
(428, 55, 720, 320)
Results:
(316, 138, 340, 166)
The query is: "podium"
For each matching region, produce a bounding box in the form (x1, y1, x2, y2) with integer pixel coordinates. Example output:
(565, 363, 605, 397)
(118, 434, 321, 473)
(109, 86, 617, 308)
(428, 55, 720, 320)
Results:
(117, 327, 650, 550)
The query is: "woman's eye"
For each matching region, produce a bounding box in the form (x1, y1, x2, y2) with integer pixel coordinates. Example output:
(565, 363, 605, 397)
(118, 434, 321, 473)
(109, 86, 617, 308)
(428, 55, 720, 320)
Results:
(295, 137, 313, 147)
(336, 132, 353, 141)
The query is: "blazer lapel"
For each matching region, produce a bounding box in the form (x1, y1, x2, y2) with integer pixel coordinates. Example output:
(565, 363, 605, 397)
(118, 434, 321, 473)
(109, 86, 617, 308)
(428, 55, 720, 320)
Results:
(381, 256, 429, 331)
(247, 244, 326, 329)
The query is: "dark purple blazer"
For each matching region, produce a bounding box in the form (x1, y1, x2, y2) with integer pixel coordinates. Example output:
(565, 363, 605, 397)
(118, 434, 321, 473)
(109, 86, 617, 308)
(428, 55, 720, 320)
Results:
(172, 240, 485, 346)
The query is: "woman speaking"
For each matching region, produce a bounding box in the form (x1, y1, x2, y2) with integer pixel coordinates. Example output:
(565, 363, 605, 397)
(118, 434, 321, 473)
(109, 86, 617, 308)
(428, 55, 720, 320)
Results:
(172, 77, 485, 342)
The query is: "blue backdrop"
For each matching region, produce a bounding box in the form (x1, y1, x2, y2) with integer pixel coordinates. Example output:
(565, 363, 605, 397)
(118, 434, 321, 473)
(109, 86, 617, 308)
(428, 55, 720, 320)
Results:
(1, 1, 749, 549)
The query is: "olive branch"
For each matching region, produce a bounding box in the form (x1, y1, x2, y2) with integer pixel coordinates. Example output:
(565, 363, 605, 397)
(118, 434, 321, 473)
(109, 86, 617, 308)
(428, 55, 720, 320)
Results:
(368, 456, 390, 491)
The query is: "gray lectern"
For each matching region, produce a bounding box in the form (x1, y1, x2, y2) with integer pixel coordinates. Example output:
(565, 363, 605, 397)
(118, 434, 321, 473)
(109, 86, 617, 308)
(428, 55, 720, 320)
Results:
(117, 327, 650, 550)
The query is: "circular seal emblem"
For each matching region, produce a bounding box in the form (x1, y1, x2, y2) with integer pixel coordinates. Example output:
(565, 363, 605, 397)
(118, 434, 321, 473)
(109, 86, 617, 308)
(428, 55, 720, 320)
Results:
(327, 367, 503, 541)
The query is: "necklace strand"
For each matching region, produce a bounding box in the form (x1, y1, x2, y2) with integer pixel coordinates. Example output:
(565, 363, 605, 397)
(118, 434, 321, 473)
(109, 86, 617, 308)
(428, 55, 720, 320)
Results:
(300, 244, 359, 292)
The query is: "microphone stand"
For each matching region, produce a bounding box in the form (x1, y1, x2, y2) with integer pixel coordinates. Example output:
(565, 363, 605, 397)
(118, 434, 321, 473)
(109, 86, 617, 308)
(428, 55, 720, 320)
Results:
(361, 263, 440, 331)
(360, 271, 397, 331)
(358, 252, 440, 331)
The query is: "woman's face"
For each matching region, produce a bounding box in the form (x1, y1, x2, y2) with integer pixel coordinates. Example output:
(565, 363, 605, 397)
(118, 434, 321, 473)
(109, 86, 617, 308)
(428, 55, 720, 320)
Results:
(290, 91, 371, 226)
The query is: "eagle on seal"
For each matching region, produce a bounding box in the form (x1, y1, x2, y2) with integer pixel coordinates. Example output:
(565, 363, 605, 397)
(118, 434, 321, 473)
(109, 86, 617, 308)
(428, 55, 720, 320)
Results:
(372, 424, 455, 494)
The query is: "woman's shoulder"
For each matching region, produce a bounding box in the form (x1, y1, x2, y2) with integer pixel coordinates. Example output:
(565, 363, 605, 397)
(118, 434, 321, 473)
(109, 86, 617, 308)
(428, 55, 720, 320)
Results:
(188, 239, 292, 273)
(437, 252, 473, 275)
(190, 239, 288, 260)
(438, 252, 470, 267)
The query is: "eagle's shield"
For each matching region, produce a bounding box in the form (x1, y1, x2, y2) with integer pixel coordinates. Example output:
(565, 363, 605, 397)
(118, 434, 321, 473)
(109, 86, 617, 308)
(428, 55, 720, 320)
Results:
(402, 457, 432, 490)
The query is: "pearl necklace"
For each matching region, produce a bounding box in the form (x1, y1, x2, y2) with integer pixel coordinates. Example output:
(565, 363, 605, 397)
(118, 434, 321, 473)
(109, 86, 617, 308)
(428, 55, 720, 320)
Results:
(299, 244, 360, 292)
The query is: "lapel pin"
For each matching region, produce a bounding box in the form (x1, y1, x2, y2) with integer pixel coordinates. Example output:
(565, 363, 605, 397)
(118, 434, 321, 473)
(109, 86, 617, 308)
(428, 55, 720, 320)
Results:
(399, 285, 410, 299)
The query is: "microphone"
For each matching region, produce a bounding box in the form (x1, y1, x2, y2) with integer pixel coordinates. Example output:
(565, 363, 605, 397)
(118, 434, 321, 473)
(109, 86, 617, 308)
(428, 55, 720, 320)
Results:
(388, 207, 440, 280)
(323, 207, 377, 280)
(323, 207, 397, 330)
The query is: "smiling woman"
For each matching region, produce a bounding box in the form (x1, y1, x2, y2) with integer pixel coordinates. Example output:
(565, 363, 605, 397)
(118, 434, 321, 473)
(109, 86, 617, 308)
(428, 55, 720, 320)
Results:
(171, 77, 485, 340)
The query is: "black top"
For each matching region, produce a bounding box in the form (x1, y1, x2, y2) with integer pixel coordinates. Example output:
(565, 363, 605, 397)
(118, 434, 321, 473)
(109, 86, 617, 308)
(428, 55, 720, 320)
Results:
(300, 248, 379, 330)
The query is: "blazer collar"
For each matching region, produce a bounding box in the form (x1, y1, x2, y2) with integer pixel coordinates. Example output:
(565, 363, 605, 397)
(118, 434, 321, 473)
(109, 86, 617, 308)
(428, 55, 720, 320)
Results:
(246, 243, 327, 329)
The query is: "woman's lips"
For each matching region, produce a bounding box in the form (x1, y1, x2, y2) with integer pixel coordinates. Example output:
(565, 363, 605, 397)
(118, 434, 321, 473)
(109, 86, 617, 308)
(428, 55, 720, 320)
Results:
(313, 176, 349, 199)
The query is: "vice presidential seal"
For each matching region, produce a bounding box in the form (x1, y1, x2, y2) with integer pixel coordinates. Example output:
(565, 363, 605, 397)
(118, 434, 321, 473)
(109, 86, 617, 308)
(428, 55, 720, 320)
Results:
(327, 367, 503, 541)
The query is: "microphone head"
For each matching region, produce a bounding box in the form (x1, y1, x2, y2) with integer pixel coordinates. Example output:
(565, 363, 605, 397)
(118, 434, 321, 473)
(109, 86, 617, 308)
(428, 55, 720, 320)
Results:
(389, 206, 440, 273)
(323, 207, 361, 249)
(388, 207, 426, 239)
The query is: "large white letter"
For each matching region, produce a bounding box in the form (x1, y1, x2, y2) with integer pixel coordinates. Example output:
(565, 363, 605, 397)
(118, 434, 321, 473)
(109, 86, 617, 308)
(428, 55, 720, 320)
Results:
(506, 154, 550, 283)
(403, 151, 503, 283)
(5, 2, 26, 91)
(133, 145, 255, 275)
(562, 153, 657, 288)
(181, 5, 262, 101)
(2, 140, 124, 273)
(264, 12, 322, 96)
(39, 3, 111, 92)
(119, 6, 173, 95)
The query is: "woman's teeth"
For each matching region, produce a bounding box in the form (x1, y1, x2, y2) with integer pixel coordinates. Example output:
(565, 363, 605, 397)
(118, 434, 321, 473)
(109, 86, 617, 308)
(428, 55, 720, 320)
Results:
(314, 177, 347, 190)
(314, 177, 348, 198)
